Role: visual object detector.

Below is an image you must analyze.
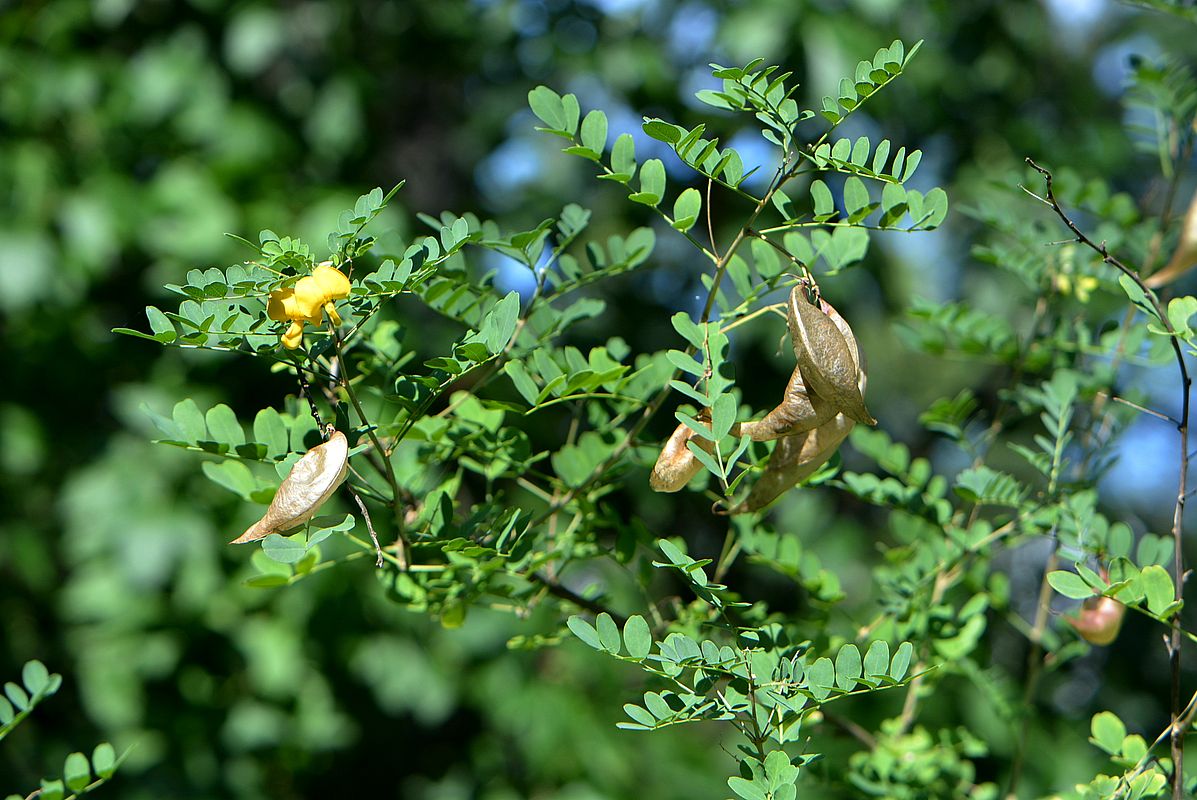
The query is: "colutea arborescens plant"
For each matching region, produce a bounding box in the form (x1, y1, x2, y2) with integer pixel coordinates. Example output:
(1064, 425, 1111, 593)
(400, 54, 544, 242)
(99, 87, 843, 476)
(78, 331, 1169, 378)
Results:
(118, 29, 1197, 799)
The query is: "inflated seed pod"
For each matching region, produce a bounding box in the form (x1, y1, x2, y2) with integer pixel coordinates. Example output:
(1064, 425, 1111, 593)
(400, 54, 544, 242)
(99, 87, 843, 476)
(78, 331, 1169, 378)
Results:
(1065, 596, 1126, 646)
(731, 299, 869, 513)
(231, 430, 349, 543)
(649, 418, 716, 492)
(787, 287, 875, 425)
(1146, 188, 1197, 288)
(734, 364, 840, 442)
(732, 396, 858, 514)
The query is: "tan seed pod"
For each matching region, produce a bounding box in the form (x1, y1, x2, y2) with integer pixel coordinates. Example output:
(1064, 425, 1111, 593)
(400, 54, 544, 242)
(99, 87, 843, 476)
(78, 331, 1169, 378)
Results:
(732, 404, 857, 514)
(649, 419, 715, 492)
(735, 362, 840, 442)
(732, 318, 868, 513)
(231, 430, 349, 544)
(788, 287, 875, 425)
(1146, 188, 1197, 288)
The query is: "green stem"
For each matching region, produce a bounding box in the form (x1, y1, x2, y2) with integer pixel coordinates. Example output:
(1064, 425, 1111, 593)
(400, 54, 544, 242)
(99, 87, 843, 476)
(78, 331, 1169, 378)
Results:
(325, 317, 410, 569)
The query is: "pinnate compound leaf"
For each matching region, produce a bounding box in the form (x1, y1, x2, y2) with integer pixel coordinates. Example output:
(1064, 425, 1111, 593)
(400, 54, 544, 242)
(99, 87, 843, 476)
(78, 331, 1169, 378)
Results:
(580, 109, 608, 154)
(807, 657, 835, 700)
(528, 85, 565, 130)
(5, 683, 29, 711)
(631, 158, 665, 206)
(728, 777, 768, 800)
(478, 291, 520, 354)
(1119, 274, 1162, 320)
(1140, 564, 1175, 616)
(672, 187, 701, 232)
(863, 641, 890, 678)
(21, 661, 49, 696)
(202, 460, 258, 501)
(262, 533, 308, 564)
(1091, 711, 1126, 755)
(623, 703, 656, 727)
(566, 615, 602, 650)
(38, 780, 64, 800)
(173, 398, 207, 442)
(611, 133, 636, 181)
(834, 644, 862, 691)
(205, 403, 244, 446)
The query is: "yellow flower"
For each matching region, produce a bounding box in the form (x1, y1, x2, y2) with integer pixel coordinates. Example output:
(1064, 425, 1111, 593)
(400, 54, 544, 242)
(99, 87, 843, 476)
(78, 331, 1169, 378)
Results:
(267, 263, 352, 350)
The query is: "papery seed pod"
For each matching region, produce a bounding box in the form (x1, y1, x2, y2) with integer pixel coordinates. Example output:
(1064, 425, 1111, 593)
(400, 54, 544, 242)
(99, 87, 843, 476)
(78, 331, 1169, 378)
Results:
(734, 366, 840, 442)
(649, 420, 715, 492)
(732, 402, 857, 514)
(732, 315, 868, 513)
(788, 287, 876, 425)
(1146, 189, 1197, 288)
(821, 297, 866, 376)
(231, 430, 349, 544)
(1065, 596, 1126, 646)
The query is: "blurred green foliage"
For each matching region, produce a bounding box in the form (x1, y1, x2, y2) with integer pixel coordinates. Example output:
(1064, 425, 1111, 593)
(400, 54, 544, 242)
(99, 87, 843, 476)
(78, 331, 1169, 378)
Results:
(3, 0, 1197, 798)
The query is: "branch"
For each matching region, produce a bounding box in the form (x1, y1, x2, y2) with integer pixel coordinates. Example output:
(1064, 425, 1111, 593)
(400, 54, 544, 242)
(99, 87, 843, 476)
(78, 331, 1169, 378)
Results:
(1025, 157, 1191, 799)
(530, 572, 626, 626)
(325, 318, 410, 569)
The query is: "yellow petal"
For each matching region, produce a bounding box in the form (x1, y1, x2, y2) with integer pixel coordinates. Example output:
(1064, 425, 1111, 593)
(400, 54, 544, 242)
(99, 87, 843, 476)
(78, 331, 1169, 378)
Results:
(281, 320, 305, 349)
(312, 264, 351, 300)
(231, 431, 349, 543)
(267, 287, 299, 322)
(292, 275, 327, 320)
(324, 301, 342, 327)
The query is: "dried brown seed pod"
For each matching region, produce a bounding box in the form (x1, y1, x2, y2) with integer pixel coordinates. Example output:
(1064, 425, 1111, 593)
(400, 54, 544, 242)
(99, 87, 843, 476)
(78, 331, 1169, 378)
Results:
(1146, 188, 1197, 288)
(787, 287, 875, 425)
(731, 306, 869, 513)
(735, 362, 840, 442)
(649, 419, 715, 492)
(231, 430, 349, 544)
(732, 401, 857, 514)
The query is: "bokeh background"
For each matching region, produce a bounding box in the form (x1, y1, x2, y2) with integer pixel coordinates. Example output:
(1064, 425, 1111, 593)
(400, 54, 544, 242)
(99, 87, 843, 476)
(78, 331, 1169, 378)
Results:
(2, 0, 1195, 797)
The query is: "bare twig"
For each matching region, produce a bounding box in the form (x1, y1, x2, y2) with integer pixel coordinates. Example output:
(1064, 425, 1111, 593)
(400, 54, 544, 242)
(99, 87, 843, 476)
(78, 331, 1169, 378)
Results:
(530, 572, 626, 625)
(347, 486, 384, 567)
(1102, 392, 1179, 424)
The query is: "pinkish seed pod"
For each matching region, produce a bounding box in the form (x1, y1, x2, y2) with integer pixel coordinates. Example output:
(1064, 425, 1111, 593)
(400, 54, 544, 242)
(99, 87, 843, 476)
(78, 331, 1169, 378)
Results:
(1066, 596, 1126, 646)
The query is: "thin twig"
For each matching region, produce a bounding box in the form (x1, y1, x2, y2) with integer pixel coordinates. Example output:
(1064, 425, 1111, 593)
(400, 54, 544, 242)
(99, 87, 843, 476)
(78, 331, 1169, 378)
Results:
(530, 572, 626, 625)
(823, 710, 878, 750)
(347, 486, 384, 567)
(325, 317, 410, 569)
(1102, 392, 1178, 424)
